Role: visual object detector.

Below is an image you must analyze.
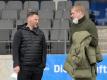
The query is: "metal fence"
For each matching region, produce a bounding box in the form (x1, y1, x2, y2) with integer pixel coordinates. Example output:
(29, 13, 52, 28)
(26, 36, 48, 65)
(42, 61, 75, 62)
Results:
(0, 26, 107, 55)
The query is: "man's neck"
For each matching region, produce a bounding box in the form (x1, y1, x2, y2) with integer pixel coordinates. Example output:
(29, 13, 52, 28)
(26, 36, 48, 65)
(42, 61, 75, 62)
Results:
(78, 15, 84, 20)
(26, 24, 33, 30)
(78, 14, 85, 20)
(34, 25, 38, 28)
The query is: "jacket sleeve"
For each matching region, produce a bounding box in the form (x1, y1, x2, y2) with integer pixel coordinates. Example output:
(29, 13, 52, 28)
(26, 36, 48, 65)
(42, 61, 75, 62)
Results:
(12, 30, 22, 68)
(42, 33, 47, 67)
(69, 21, 73, 46)
(88, 20, 98, 47)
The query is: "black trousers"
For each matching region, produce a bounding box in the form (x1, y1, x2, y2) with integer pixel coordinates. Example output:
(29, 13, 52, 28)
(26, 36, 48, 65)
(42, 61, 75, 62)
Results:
(18, 65, 43, 80)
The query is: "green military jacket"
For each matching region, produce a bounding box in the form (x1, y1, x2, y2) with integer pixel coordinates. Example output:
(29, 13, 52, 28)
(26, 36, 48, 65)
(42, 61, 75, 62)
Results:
(64, 31, 94, 78)
(64, 18, 103, 78)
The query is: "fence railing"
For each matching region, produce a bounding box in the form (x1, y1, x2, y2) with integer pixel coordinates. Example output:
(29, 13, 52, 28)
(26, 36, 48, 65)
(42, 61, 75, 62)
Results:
(0, 26, 107, 54)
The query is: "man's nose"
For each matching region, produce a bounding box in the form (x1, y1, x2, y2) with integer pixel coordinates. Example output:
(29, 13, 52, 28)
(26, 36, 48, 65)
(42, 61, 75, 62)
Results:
(70, 14, 73, 18)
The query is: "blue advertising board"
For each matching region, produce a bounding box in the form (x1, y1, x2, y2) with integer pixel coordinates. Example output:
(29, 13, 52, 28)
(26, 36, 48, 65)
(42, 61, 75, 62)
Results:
(42, 54, 107, 80)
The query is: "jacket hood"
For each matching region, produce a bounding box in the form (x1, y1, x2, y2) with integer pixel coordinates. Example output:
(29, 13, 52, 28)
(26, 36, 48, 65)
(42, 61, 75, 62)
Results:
(17, 23, 40, 35)
(72, 31, 91, 44)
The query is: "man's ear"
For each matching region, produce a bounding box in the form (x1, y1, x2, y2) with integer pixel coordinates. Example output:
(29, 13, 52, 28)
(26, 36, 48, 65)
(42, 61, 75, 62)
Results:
(78, 11, 82, 15)
(78, 11, 83, 17)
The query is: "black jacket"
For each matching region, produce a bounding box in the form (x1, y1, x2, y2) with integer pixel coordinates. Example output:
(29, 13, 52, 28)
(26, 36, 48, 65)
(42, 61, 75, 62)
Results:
(13, 24, 47, 68)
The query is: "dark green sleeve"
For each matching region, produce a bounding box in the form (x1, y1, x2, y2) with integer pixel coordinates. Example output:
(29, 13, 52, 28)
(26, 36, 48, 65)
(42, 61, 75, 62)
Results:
(69, 28, 73, 46)
(69, 20, 73, 46)
(87, 20, 98, 47)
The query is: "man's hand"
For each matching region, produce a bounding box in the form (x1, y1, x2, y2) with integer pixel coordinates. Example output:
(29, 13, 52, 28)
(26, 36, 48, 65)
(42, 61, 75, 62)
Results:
(41, 63, 46, 68)
(13, 65, 20, 73)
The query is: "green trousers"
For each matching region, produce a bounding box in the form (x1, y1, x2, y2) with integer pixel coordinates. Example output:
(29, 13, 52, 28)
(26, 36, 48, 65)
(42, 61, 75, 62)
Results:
(75, 77, 96, 80)
(74, 65, 96, 80)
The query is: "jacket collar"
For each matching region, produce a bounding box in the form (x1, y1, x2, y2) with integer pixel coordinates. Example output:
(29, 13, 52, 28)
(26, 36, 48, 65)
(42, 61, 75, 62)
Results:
(22, 23, 40, 35)
(78, 16, 86, 24)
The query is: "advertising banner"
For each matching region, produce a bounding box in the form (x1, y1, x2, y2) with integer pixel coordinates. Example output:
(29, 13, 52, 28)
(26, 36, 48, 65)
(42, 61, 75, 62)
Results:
(42, 54, 107, 80)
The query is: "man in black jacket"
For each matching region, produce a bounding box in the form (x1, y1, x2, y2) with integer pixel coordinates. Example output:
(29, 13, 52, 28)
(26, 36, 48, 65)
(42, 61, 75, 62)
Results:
(12, 11, 47, 80)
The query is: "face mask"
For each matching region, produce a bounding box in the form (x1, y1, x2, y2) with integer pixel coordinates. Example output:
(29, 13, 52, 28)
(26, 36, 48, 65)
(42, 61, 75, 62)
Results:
(72, 18, 78, 24)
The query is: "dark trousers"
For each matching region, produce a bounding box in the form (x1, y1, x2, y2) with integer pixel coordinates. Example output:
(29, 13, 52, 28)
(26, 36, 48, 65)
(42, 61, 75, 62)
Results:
(18, 65, 43, 80)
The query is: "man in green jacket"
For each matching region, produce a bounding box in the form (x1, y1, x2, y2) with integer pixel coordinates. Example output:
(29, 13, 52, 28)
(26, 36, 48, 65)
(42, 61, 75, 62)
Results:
(69, 4, 98, 80)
